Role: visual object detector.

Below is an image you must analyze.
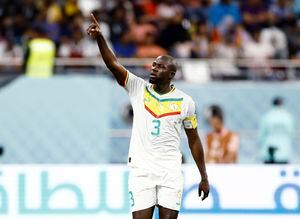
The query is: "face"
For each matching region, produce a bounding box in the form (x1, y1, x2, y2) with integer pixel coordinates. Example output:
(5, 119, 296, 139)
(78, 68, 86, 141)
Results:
(208, 117, 223, 132)
(149, 56, 174, 84)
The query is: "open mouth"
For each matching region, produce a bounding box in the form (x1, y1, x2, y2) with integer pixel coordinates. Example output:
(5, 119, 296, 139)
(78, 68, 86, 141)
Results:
(149, 75, 157, 83)
(150, 74, 157, 79)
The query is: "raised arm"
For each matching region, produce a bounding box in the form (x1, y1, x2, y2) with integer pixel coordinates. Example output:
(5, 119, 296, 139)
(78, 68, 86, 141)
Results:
(87, 13, 128, 86)
(185, 128, 209, 201)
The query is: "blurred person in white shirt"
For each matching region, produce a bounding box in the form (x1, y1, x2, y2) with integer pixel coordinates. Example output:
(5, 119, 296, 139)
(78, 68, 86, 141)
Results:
(242, 28, 275, 80)
(210, 26, 240, 78)
(260, 14, 288, 58)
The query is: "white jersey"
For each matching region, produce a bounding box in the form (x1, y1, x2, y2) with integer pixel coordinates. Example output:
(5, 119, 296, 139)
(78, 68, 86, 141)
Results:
(124, 72, 197, 173)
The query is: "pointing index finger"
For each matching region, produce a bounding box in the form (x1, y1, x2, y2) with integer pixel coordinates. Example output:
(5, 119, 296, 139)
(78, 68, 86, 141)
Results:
(91, 13, 100, 26)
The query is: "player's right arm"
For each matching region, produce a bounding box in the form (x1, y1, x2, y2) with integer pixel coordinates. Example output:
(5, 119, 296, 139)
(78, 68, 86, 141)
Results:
(87, 13, 128, 86)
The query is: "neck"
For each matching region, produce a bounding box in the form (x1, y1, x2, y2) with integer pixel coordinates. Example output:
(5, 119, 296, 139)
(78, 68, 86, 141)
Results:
(215, 125, 224, 133)
(153, 83, 172, 95)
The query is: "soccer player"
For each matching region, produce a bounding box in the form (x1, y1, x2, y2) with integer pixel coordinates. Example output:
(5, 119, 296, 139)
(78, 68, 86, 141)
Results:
(87, 14, 209, 219)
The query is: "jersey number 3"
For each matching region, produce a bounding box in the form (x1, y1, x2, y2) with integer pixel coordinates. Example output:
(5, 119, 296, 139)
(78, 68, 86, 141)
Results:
(151, 119, 161, 136)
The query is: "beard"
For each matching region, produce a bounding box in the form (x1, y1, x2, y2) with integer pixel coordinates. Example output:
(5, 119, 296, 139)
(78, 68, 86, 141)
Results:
(149, 76, 159, 84)
(149, 77, 157, 84)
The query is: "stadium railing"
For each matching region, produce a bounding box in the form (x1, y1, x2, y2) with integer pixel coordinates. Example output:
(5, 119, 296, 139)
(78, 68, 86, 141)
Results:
(0, 57, 300, 81)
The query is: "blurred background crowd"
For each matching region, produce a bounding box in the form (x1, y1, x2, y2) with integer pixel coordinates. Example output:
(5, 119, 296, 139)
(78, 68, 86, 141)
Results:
(1, 0, 300, 60)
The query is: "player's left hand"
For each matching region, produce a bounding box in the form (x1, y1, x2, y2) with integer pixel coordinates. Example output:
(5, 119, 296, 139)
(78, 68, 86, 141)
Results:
(198, 179, 209, 201)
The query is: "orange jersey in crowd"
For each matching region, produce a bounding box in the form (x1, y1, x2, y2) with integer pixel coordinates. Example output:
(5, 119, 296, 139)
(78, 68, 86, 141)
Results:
(205, 128, 239, 163)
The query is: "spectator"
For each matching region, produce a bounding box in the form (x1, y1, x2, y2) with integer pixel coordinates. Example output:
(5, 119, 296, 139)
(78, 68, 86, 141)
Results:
(0, 38, 23, 58)
(208, 0, 241, 34)
(241, 0, 269, 31)
(156, 0, 182, 21)
(205, 105, 239, 163)
(109, 4, 129, 44)
(135, 32, 167, 58)
(210, 26, 241, 78)
(184, 0, 211, 23)
(260, 15, 288, 59)
(242, 28, 275, 79)
(243, 28, 275, 59)
(129, 18, 157, 44)
(59, 29, 81, 57)
(134, 0, 159, 23)
(294, 0, 300, 17)
(269, 0, 295, 27)
(113, 31, 137, 58)
(190, 20, 211, 58)
(233, 24, 252, 48)
(59, 28, 98, 57)
(258, 97, 295, 164)
(24, 26, 56, 78)
(0, 26, 23, 58)
(17, 0, 38, 21)
(77, 0, 103, 17)
(32, 10, 61, 44)
(157, 9, 190, 56)
(0, 35, 22, 73)
(64, 0, 81, 18)
(12, 14, 29, 44)
(285, 19, 300, 58)
(0, 0, 11, 19)
(46, 0, 63, 24)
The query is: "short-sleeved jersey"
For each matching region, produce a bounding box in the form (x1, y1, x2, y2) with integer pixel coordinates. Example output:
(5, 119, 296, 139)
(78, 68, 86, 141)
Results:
(125, 72, 197, 173)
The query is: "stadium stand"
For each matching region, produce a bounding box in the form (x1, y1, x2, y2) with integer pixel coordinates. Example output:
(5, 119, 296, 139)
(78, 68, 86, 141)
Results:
(0, 0, 299, 61)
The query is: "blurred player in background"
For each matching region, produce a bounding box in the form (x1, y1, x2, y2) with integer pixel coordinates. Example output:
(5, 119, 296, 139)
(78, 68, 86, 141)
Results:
(205, 105, 239, 163)
(259, 97, 295, 164)
(87, 14, 209, 219)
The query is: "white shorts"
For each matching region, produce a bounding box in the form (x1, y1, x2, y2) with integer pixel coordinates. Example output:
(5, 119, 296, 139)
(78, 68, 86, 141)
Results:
(128, 167, 184, 212)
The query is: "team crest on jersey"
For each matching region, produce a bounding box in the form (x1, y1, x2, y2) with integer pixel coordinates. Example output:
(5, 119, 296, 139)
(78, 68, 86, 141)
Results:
(170, 103, 179, 111)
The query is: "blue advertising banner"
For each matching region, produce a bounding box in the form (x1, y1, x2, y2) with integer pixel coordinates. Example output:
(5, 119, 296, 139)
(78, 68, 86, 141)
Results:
(0, 165, 299, 218)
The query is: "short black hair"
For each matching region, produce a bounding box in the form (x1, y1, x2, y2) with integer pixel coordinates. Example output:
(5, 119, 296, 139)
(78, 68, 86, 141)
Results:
(273, 96, 283, 106)
(158, 55, 177, 73)
(208, 105, 223, 122)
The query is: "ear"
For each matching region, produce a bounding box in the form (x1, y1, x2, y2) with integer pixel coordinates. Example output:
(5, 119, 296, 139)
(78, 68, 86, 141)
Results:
(169, 71, 176, 79)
